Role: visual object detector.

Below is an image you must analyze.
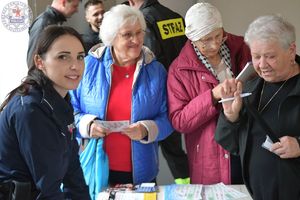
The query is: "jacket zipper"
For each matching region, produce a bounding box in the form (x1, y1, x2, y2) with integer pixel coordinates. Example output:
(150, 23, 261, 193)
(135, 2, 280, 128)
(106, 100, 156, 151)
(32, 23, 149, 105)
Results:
(102, 64, 112, 161)
(104, 64, 113, 120)
(130, 61, 143, 184)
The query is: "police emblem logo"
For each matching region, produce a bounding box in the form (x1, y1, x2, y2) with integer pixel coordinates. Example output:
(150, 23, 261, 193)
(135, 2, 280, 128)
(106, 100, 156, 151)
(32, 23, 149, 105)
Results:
(1, 1, 33, 32)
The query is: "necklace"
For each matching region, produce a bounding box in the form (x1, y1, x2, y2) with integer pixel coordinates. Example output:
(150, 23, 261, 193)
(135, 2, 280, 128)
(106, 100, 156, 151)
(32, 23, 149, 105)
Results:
(258, 79, 288, 113)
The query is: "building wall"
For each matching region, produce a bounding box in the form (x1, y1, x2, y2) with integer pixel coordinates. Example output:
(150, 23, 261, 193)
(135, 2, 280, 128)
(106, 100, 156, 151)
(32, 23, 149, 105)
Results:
(209, 0, 300, 53)
(27, 0, 300, 53)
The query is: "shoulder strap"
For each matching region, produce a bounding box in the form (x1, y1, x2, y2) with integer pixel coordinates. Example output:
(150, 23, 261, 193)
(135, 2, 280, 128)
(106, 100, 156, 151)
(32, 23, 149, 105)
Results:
(244, 97, 280, 142)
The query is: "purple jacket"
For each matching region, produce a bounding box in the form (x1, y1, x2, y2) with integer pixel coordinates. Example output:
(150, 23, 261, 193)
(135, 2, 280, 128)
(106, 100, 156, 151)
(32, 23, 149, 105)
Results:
(167, 33, 251, 184)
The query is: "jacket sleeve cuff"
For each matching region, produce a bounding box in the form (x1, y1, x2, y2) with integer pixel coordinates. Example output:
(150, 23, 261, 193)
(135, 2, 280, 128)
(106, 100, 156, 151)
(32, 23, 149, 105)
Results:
(138, 120, 158, 144)
(79, 114, 99, 138)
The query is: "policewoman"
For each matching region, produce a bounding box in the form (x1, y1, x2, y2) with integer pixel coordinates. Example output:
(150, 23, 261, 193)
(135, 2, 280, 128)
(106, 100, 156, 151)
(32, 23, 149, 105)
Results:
(0, 26, 90, 200)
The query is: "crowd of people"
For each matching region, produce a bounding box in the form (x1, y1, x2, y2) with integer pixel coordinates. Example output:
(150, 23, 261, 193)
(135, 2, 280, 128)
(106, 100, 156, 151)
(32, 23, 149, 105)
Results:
(0, 0, 299, 200)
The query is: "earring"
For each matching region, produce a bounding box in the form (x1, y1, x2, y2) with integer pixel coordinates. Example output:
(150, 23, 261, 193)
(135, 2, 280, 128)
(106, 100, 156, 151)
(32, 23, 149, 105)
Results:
(291, 60, 296, 65)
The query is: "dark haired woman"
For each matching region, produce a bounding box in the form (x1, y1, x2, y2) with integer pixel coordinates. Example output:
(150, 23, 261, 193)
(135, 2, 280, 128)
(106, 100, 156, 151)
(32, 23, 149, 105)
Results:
(0, 25, 90, 200)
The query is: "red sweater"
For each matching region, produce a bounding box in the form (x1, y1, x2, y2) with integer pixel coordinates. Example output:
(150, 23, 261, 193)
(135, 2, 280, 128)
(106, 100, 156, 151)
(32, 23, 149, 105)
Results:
(104, 64, 136, 172)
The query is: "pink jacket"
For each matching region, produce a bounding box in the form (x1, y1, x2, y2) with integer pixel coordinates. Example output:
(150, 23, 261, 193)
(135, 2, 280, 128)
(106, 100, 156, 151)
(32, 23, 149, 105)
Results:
(167, 33, 251, 184)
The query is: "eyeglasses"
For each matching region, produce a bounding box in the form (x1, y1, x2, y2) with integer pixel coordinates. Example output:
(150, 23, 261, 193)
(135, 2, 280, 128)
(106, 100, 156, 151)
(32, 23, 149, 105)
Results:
(118, 30, 145, 41)
(196, 34, 227, 49)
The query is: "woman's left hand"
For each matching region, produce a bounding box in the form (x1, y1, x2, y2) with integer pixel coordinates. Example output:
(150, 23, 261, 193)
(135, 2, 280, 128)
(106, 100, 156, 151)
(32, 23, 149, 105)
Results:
(270, 136, 300, 158)
(122, 123, 148, 141)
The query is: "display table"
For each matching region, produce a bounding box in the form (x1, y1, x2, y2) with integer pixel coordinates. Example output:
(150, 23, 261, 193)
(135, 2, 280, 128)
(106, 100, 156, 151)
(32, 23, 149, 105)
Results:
(157, 184, 252, 200)
(98, 183, 253, 200)
(229, 185, 252, 200)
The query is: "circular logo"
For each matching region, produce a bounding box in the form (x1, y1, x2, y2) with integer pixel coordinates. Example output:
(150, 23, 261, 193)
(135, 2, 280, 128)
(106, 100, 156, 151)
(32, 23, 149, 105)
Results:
(1, 1, 33, 32)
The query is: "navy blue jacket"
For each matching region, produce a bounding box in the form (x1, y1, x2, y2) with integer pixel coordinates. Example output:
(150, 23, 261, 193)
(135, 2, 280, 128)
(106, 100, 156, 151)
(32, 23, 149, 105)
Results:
(0, 86, 90, 200)
(81, 26, 101, 54)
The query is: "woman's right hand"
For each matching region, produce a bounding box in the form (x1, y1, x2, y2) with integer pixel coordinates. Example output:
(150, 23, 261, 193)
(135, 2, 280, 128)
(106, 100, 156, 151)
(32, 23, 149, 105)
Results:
(220, 79, 243, 122)
(89, 121, 109, 138)
(212, 78, 238, 102)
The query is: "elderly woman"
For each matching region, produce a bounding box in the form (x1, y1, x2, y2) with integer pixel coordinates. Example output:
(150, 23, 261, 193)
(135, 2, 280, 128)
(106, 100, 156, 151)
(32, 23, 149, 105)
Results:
(167, 2, 251, 184)
(70, 4, 173, 188)
(215, 15, 300, 199)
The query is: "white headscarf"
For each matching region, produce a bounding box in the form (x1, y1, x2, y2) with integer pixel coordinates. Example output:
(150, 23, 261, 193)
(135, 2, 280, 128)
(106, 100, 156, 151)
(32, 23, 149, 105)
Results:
(185, 2, 223, 42)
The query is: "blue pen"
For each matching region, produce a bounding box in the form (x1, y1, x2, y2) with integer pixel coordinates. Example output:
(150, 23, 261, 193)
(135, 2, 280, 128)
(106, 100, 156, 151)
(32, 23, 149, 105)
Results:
(218, 92, 252, 103)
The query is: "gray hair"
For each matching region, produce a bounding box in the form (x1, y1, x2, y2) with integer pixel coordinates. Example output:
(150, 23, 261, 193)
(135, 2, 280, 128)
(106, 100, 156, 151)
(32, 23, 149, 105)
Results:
(244, 15, 296, 49)
(99, 4, 146, 46)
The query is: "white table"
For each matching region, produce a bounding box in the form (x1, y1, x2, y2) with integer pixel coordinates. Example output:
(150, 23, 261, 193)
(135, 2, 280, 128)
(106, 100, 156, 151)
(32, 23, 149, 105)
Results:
(229, 185, 252, 200)
(97, 184, 253, 200)
(157, 184, 252, 200)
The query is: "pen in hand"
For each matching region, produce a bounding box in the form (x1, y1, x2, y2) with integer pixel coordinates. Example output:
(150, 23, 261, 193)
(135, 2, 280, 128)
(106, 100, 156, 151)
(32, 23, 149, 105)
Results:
(218, 92, 252, 103)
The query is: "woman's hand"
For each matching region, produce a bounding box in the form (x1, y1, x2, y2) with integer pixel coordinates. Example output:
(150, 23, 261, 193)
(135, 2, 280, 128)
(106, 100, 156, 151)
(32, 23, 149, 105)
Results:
(122, 123, 148, 141)
(212, 78, 238, 101)
(219, 79, 243, 122)
(270, 136, 300, 158)
(89, 121, 110, 138)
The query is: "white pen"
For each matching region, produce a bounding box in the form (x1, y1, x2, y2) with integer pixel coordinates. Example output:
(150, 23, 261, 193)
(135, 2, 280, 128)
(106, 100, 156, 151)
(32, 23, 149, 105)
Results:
(218, 92, 252, 103)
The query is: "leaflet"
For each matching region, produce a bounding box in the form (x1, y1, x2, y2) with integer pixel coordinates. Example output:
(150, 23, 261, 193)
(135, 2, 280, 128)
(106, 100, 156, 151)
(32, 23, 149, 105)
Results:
(95, 120, 130, 132)
(203, 183, 248, 200)
(164, 184, 203, 200)
(236, 62, 256, 82)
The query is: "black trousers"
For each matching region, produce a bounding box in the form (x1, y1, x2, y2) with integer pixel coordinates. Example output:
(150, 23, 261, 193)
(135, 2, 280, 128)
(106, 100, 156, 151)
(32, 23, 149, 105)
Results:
(159, 130, 189, 179)
(109, 170, 156, 186)
(230, 154, 243, 184)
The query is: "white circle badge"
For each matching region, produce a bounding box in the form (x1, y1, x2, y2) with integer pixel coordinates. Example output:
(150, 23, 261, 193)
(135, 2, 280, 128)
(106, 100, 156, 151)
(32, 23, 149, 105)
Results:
(1, 1, 33, 32)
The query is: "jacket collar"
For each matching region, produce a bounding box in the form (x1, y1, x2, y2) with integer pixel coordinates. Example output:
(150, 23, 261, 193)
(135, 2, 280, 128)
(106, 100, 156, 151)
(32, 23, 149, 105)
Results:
(296, 54, 300, 65)
(89, 45, 156, 66)
(47, 6, 66, 24)
(40, 85, 72, 118)
(87, 25, 99, 36)
(177, 32, 237, 72)
(140, 0, 158, 9)
(175, 40, 210, 72)
(243, 74, 300, 115)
